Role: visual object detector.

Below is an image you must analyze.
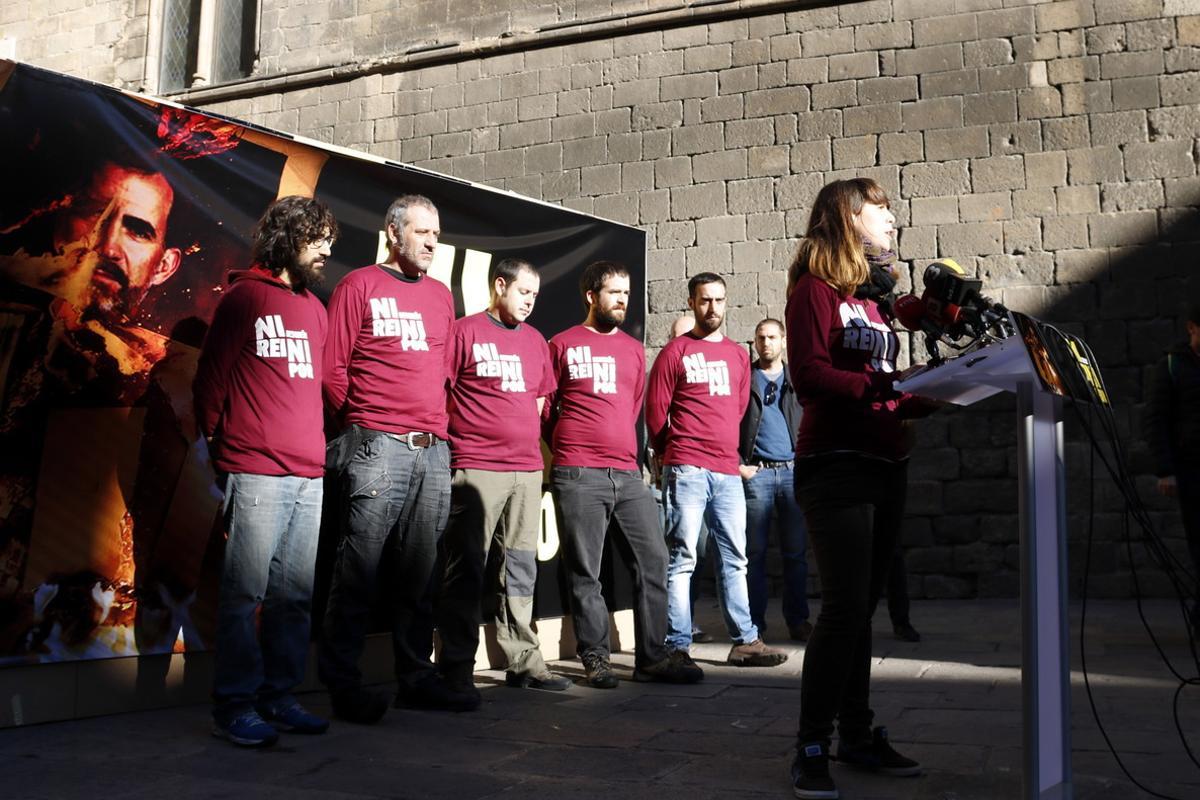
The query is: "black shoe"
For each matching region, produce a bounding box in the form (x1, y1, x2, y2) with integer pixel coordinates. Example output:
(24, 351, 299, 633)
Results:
(581, 652, 619, 689)
(394, 674, 480, 712)
(691, 627, 714, 643)
(893, 622, 921, 642)
(633, 649, 704, 684)
(792, 741, 839, 799)
(505, 668, 572, 691)
(835, 726, 921, 777)
(789, 621, 814, 642)
(442, 669, 483, 707)
(330, 686, 389, 725)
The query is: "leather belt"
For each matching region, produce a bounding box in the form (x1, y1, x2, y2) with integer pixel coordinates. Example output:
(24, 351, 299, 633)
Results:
(753, 459, 794, 469)
(387, 431, 439, 450)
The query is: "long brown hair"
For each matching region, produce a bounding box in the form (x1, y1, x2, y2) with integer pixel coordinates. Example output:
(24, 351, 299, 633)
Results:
(786, 178, 891, 297)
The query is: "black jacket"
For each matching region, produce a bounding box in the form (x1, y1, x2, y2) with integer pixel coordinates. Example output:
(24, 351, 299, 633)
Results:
(738, 366, 803, 464)
(1144, 340, 1200, 476)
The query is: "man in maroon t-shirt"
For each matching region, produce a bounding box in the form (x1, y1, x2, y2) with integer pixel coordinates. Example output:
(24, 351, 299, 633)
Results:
(546, 261, 703, 688)
(437, 258, 572, 695)
(318, 195, 474, 722)
(646, 273, 788, 668)
(194, 196, 336, 747)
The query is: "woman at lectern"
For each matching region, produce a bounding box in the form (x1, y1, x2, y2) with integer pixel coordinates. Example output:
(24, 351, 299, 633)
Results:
(784, 178, 934, 800)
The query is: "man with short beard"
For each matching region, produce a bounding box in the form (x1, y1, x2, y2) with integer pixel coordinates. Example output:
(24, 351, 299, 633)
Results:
(647, 273, 788, 669)
(193, 195, 336, 747)
(52, 159, 182, 323)
(545, 261, 703, 688)
(437, 258, 570, 699)
(318, 195, 472, 721)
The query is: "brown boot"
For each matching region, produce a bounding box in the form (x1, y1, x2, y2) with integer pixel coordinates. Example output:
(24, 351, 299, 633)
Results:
(727, 638, 788, 667)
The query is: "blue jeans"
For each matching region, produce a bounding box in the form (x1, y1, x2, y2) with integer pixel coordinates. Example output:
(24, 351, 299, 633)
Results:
(212, 473, 322, 723)
(319, 433, 451, 693)
(663, 464, 758, 650)
(744, 464, 810, 632)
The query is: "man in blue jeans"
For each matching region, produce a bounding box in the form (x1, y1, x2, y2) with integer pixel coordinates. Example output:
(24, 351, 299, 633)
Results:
(646, 274, 788, 668)
(737, 318, 811, 642)
(319, 195, 473, 720)
(193, 196, 337, 746)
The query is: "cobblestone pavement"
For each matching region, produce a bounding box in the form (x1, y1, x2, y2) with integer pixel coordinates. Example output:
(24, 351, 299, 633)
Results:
(2, 599, 1198, 799)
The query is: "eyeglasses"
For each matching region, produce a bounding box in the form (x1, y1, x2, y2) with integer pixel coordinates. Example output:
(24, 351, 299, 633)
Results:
(764, 381, 778, 406)
(305, 236, 335, 249)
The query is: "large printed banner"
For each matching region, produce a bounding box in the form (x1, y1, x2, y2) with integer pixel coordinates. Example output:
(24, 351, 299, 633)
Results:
(0, 62, 646, 665)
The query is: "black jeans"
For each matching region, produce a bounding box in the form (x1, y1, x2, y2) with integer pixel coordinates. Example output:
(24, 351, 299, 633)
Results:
(552, 466, 670, 667)
(794, 454, 908, 746)
(318, 434, 451, 693)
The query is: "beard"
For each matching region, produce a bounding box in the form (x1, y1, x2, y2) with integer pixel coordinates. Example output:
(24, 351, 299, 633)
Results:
(287, 260, 325, 292)
(695, 313, 722, 335)
(594, 306, 626, 330)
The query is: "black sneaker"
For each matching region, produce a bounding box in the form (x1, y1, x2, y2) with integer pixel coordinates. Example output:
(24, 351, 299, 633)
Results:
(893, 622, 921, 642)
(792, 741, 838, 799)
(633, 649, 704, 684)
(505, 668, 572, 691)
(442, 669, 483, 707)
(394, 673, 480, 712)
(330, 686, 389, 725)
(835, 726, 921, 777)
(581, 652, 619, 689)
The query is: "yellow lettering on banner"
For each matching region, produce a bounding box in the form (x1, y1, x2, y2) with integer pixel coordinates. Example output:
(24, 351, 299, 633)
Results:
(538, 490, 559, 562)
(1067, 340, 1110, 405)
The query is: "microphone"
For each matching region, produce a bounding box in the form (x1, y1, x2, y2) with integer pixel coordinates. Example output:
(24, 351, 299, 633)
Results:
(894, 292, 963, 337)
(892, 293, 931, 333)
(922, 259, 1011, 340)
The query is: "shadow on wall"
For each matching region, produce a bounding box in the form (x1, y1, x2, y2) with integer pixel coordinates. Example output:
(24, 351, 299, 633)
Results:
(898, 199, 1200, 601)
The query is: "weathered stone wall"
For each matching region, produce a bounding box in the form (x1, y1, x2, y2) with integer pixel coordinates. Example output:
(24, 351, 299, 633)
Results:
(6, 0, 1199, 600)
(0, 0, 146, 87)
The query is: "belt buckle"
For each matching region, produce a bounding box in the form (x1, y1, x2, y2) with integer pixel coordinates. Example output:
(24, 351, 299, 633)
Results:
(405, 432, 421, 451)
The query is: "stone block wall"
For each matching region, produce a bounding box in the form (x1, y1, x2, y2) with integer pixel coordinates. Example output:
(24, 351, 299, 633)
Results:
(5, 0, 1200, 600)
(0, 0, 146, 87)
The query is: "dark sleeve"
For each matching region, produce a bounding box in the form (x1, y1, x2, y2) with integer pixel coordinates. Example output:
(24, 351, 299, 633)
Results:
(322, 277, 358, 416)
(645, 345, 677, 454)
(541, 338, 563, 442)
(1143, 356, 1176, 477)
(193, 287, 251, 441)
(897, 394, 942, 419)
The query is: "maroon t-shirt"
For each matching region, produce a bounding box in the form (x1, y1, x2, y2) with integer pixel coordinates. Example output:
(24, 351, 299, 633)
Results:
(193, 268, 327, 478)
(446, 311, 553, 471)
(786, 271, 924, 461)
(646, 333, 750, 476)
(324, 264, 454, 437)
(547, 324, 645, 470)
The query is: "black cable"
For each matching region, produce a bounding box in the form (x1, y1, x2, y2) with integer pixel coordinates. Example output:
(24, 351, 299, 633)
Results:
(1033, 325, 1200, 797)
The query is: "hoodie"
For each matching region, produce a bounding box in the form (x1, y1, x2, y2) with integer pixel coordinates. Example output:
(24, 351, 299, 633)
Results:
(193, 267, 327, 478)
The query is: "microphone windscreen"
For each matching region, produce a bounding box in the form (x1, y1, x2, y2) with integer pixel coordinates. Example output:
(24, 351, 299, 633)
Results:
(892, 293, 927, 332)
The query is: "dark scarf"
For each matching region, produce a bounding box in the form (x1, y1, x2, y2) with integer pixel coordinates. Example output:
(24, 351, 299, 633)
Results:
(855, 243, 899, 316)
